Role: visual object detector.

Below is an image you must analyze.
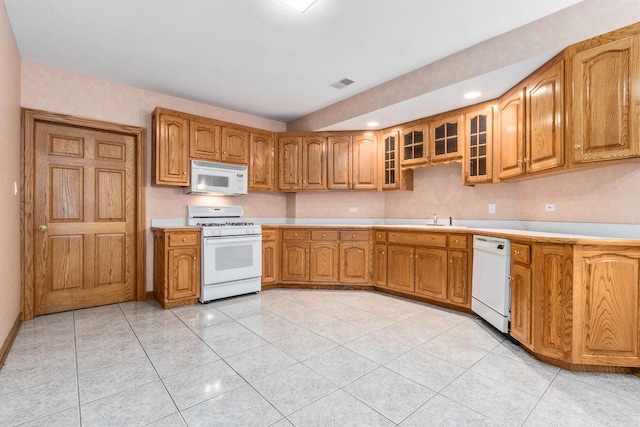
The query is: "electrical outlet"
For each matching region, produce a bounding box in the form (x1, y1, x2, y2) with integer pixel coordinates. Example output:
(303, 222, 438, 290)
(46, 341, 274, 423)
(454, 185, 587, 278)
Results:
(349, 207, 357, 213)
(488, 203, 496, 214)
(545, 203, 555, 212)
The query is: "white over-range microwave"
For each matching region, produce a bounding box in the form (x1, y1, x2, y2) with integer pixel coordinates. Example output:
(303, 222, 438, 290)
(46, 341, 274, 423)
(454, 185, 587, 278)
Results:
(184, 160, 248, 196)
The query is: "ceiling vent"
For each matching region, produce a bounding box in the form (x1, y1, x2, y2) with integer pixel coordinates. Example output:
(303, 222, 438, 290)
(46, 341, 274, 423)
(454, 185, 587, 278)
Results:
(330, 78, 355, 89)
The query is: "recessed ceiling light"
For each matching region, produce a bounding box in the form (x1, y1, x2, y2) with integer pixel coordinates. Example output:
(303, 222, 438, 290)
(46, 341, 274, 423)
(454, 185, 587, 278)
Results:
(279, 0, 318, 12)
(464, 91, 482, 99)
(330, 78, 355, 89)
(367, 121, 379, 127)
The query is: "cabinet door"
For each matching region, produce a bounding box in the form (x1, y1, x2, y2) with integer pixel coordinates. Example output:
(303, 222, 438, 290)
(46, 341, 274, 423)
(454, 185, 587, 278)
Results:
(327, 135, 352, 189)
(221, 127, 249, 164)
(498, 87, 525, 180)
(167, 247, 199, 300)
(309, 242, 339, 283)
(381, 131, 399, 190)
(303, 136, 327, 190)
(154, 112, 189, 185)
(190, 119, 221, 161)
(373, 244, 388, 287)
(510, 263, 532, 347)
(464, 106, 494, 185)
(261, 240, 278, 285)
(430, 114, 463, 163)
(401, 127, 427, 166)
(249, 133, 274, 191)
(526, 59, 564, 173)
(415, 247, 448, 300)
(340, 242, 369, 284)
(572, 35, 640, 163)
(447, 250, 469, 307)
(352, 134, 378, 190)
(533, 244, 573, 361)
(278, 136, 303, 190)
(576, 248, 640, 366)
(387, 245, 414, 292)
(281, 241, 308, 282)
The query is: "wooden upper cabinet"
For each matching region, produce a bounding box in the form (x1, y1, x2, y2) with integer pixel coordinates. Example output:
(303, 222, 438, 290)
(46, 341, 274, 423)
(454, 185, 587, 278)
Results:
(278, 136, 303, 191)
(381, 131, 399, 190)
(190, 119, 221, 161)
(430, 114, 463, 163)
(221, 127, 249, 164)
(303, 136, 327, 190)
(327, 135, 352, 189)
(401, 126, 427, 167)
(464, 105, 494, 185)
(352, 133, 378, 190)
(153, 110, 190, 186)
(249, 133, 274, 191)
(498, 87, 526, 180)
(571, 34, 640, 163)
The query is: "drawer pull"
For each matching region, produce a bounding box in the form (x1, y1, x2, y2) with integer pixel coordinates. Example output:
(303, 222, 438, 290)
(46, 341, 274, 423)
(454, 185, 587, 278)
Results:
(182, 238, 186, 242)
(322, 233, 326, 237)
(294, 233, 298, 237)
(378, 234, 382, 238)
(513, 250, 520, 255)
(454, 239, 459, 244)
(352, 234, 356, 238)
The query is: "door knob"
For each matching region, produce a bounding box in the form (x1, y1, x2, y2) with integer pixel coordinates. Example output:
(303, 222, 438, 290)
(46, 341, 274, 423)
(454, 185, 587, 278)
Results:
(38, 224, 48, 232)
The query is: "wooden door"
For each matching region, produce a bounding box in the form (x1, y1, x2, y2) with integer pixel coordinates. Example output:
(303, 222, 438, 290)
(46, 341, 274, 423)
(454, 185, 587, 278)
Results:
(387, 245, 414, 292)
(281, 241, 309, 282)
(526, 58, 564, 173)
(309, 242, 339, 283)
(447, 250, 469, 307)
(303, 136, 326, 190)
(278, 136, 303, 190)
(154, 111, 189, 185)
(576, 247, 640, 366)
(340, 242, 369, 284)
(510, 263, 532, 346)
(352, 134, 378, 190)
(498, 87, 525, 179)
(33, 122, 138, 315)
(373, 244, 388, 287)
(327, 135, 351, 189)
(249, 133, 274, 191)
(221, 127, 249, 164)
(414, 247, 448, 300)
(190, 119, 221, 161)
(571, 35, 640, 163)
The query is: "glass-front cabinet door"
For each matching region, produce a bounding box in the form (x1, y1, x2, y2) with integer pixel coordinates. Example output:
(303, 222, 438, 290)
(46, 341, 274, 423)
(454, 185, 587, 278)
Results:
(430, 113, 463, 163)
(464, 105, 494, 185)
(401, 126, 427, 167)
(381, 131, 399, 189)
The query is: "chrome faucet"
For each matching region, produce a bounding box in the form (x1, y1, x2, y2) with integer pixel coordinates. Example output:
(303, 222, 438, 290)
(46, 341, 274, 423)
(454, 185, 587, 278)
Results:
(433, 213, 437, 225)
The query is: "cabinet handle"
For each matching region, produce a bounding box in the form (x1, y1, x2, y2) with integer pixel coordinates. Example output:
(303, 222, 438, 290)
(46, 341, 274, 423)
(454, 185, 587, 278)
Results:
(573, 144, 581, 150)
(378, 234, 382, 238)
(513, 250, 520, 255)
(294, 233, 298, 237)
(182, 238, 186, 242)
(524, 157, 529, 163)
(450, 259, 453, 264)
(193, 256, 196, 260)
(381, 251, 385, 255)
(454, 239, 459, 244)
(508, 276, 513, 281)
(322, 233, 326, 237)
(223, 151, 227, 154)
(352, 234, 356, 238)
(183, 172, 187, 175)
(517, 159, 522, 164)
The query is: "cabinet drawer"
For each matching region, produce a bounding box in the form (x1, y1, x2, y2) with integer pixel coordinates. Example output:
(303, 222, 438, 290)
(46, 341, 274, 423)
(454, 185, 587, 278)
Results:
(168, 232, 199, 247)
(262, 228, 277, 241)
(340, 230, 369, 241)
(374, 231, 387, 242)
(282, 229, 310, 240)
(388, 232, 447, 247)
(512, 243, 531, 264)
(448, 234, 468, 249)
(311, 230, 338, 240)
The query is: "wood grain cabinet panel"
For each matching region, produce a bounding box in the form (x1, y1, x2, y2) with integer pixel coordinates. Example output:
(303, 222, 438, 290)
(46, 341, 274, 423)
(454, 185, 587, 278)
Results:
(278, 136, 303, 191)
(510, 256, 533, 347)
(571, 34, 640, 163)
(464, 105, 494, 185)
(352, 134, 378, 190)
(261, 228, 278, 285)
(153, 111, 189, 186)
(340, 242, 369, 284)
(310, 242, 339, 282)
(190, 119, 221, 161)
(415, 247, 448, 300)
(373, 243, 388, 287)
(430, 114, 463, 163)
(387, 245, 415, 292)
(327, 135, 352, 190)
(221, 127, 249, 164)
(448, 249, 469, 307)
(281, 241, 309, 282)
(249, 133, 274, 191)
(303, 136, 327, 190)
(575, 247, 640, 366)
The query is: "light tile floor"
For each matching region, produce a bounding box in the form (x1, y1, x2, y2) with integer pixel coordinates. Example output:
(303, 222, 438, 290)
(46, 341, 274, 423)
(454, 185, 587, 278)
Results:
(2, 289, 640, 426)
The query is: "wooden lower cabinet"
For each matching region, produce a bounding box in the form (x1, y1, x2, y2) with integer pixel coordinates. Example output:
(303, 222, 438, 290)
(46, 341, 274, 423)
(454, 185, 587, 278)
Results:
(448, 249, 470, 307)
(261, 228, 278, 285)
(281, 241, 309, 282)
(574, 246, 640, 366)
(509, 242, 533, 348)
(152, 228, 200, 309)
(310, 242, 339, 282)
(387, 245, 415, 292)
(340, 242, 369, 283)
(414, 247, 448, 300)
(373, 243, 388, 286)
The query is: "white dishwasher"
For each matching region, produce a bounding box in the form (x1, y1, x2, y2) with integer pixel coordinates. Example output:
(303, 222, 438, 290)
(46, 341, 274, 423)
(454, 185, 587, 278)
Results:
(471, 235, 511, 333)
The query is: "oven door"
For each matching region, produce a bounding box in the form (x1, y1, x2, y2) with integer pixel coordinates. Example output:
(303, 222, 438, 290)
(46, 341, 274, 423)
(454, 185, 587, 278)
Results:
(202, 234, 262, 286)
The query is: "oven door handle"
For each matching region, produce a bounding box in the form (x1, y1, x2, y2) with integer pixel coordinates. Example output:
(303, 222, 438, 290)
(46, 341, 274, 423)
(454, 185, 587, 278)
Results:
(203, 235, 262, 245)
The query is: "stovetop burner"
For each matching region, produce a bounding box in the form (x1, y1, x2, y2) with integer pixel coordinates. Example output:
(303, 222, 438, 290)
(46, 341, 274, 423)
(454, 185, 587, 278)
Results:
(197, 221, 255, 227)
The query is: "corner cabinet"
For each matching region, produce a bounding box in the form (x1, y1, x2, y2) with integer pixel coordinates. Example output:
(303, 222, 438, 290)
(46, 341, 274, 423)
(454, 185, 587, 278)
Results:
(327, 134, 378, 190)
(463, 104, 494, 185)
(152, 110, 190, 186)
(152, 228, 201, 309)
(570, 33, 640, 164)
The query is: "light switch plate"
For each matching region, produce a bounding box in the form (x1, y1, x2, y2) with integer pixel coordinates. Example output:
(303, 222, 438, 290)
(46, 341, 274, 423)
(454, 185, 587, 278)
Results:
(488, 203, 496, 214)
(349, 207, 357, 213)
(545, 203, 555, 212)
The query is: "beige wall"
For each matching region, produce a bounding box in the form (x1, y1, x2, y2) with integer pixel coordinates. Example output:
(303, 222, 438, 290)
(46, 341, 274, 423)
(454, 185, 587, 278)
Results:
(0, 0, 23, 351)
(385, 162, 640, 224)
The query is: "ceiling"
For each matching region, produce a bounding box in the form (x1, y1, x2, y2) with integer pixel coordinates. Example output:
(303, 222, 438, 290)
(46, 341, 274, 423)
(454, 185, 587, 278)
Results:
(5, 0, 584, 128)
